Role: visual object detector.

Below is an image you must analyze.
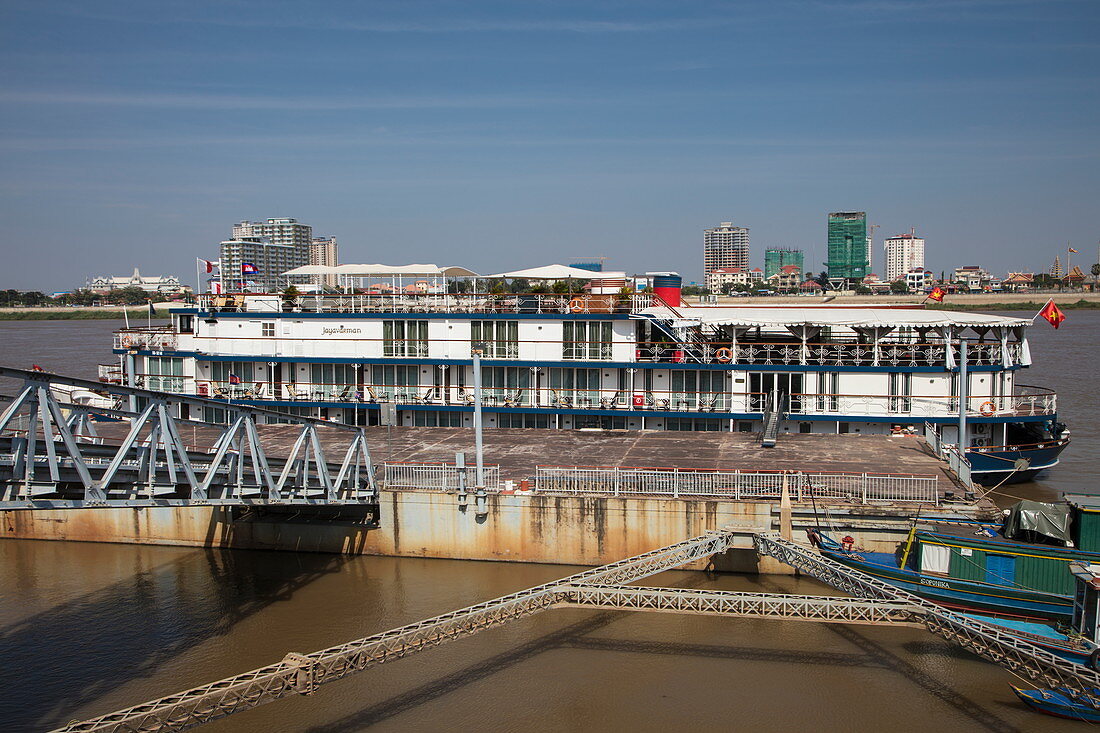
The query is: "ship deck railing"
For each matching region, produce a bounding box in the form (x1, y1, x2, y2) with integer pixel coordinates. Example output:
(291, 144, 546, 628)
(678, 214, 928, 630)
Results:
(154, 378, 1057, 420)
(127, 378, 1059, 419)
(637, 339, 1019, 367)
(194, 292, 650, 316)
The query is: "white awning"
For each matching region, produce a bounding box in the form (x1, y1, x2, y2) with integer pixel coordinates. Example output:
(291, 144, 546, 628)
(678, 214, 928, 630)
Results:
(282, 264, 479, 278)
(644, 306, 1030, 329)
(487, 264, 612, 280)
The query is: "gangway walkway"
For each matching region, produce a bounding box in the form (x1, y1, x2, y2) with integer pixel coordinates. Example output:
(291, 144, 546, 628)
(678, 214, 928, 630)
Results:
(760, 387, 783, 448)
(55, 528, 1100, 731)
(0, 366, 377, 509)
(753, 532, 1100, 708)
(53, 530, 737, 732)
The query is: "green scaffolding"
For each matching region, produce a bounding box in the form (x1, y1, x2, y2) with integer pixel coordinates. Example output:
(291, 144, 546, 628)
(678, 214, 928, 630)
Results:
(827, 212, 869, 282)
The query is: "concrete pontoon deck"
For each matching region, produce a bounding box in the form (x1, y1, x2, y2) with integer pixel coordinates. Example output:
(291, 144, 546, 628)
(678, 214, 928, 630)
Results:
(327, 428, 964, 491)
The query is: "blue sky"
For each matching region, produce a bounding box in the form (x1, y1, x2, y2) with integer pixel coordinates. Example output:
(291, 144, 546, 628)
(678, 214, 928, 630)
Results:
(1, 0, 1098, 290)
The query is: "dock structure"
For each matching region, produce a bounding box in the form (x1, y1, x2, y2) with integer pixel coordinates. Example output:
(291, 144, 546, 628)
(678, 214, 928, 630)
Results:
(0, 367, 377, 510)
(55, 529, 1100, 732)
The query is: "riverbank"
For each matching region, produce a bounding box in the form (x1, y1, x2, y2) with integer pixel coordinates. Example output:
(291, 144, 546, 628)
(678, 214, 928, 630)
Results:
(930, 298, 1100, 311)
(0, 305, 176, 320)
(702, 291, 1100, 309)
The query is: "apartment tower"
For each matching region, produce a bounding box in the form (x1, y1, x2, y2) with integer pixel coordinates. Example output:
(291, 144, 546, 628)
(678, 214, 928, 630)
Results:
(703, 222, 750, 276)
(883, 230, 925, 282)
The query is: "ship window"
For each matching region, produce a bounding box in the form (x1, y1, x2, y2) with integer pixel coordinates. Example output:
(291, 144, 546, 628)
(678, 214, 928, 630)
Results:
(371, 365, 420, 401)
(413, 410, 465, 427)
(920, 544, 951, 574)
(563, 321, 613, 360)
(210, 361, 254, 390)
(889, 372, 912, 413)
(261, 322, 275, 337)
(548, 368, 600, 406)
(384, 320, 428, 358)
(497, 413, 551, 428)
(471, 320, 518, 358)
(146, 357, 183, 392)
(479, 367, 531, 405)
(311, 364, 359, 399)
(666, 417, 729, 432)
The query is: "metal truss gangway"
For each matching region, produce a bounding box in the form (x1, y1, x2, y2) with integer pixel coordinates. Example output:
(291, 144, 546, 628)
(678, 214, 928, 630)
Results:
(53, 530, 739, 732)
(754, 532, 1100, 709)
(0, 366, 377, 509)
(54, 527, 1100, 732)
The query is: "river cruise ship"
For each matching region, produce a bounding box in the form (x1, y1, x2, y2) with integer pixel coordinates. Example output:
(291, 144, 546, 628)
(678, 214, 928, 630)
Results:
(105, 273, 1067, 485)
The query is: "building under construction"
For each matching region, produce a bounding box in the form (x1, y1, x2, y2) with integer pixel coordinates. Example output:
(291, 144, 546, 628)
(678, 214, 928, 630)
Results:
(827, 211, 869, 287)
(764, 248, 804, 279)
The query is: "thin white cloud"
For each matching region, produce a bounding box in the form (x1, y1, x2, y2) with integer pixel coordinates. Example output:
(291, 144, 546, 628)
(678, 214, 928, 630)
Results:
(0, 90, 590, 110)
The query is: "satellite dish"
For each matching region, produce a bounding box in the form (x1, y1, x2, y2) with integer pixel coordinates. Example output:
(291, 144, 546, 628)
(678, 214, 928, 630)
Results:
(1014, 458, 1031, 471)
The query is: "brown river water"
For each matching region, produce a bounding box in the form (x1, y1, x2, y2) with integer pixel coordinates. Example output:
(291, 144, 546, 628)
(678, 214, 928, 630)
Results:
(0, 315, 1097, 732)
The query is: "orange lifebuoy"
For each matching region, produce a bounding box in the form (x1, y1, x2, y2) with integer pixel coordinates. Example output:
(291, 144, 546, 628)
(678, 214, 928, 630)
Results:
(569, 298, 585, 313)
(979, 401, 997, 417)
(715, 347, 733, 363)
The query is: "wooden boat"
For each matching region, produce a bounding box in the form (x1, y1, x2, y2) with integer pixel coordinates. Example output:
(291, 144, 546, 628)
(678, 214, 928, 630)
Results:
(819, 495, 1100, 622)
(1012, 687, 1100, 722)
(1013, 562, 1100, 720)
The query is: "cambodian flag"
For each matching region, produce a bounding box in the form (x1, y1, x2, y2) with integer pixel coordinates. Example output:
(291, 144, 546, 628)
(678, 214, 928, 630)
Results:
(241, 262, 259, 275)
(228, 373, 242, 385)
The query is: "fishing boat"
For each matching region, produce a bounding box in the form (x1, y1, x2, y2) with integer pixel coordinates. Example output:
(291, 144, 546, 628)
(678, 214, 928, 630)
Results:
(818, 495, 1100, 622)
(963, 613, 1098, 667)
(1013, 562, 1100, 720)
(1012, 687, 1100, 722)
(103, 266, 1067, 484)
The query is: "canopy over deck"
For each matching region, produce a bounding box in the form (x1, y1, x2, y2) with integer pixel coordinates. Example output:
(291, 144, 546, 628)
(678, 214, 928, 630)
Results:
(487, 264, 621, 280)
(283, 264, 479, 278)
(645, 306, 1031, 330)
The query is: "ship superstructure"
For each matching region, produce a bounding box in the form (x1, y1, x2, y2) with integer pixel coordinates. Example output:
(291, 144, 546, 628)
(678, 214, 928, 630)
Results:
(107, 279, 1067, 485)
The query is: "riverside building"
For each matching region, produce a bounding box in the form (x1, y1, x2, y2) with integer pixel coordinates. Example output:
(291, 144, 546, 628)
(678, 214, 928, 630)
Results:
(109, 263, 1068, 486)
(884, 230, 925, 282)
(763, 248, 804, 280)
(827, 212, 869, 288)
(703, 222, 749, 276)
(221, 217, 315, 292)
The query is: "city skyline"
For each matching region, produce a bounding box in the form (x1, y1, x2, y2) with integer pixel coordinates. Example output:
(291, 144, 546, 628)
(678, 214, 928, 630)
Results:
(1, 0, 1098, 291)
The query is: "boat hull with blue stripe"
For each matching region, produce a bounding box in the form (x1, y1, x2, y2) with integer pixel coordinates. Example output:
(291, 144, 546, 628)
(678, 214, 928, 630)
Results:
(820, 548, 1074, 621)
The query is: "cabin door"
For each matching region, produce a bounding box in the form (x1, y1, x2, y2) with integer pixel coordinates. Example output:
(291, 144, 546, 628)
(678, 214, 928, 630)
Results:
(748, 373, 804, 412)
(985, 554, 1017, 585)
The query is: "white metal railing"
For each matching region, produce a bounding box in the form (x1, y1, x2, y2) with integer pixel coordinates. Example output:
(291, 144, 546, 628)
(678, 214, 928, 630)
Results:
(200, 292, 640, 316)
(383, 462, 500, 491)
(114, 328, 178, 351)
(533, 465, 939, 504)
(923, 422, 973, 488)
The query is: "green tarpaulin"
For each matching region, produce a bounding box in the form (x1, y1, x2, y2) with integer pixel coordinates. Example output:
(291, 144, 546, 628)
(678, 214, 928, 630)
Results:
(1003, 500, 1073, 545)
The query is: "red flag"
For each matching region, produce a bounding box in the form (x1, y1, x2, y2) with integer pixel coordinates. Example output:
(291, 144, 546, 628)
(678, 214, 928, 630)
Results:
(926, 286, 945, 302)
(1039, 299, 1065, 329)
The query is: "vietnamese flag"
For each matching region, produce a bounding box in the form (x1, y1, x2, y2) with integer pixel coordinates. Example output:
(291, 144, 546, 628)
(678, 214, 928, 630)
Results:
(926, 286, 946, 302)
(1039, 299, 1066, 329)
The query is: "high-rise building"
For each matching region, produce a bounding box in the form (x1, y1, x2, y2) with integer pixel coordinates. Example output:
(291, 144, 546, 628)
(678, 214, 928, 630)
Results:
(883, 230, 925, 282)
(232, 218, 314, 248)
(310, 236, 339, 288)
(826, 212, 869, 286)
(219, 239, 309, 292)
(221, 218, 314, 292)
(703, 222, 749, 276)
(764, 248, 804, 279)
